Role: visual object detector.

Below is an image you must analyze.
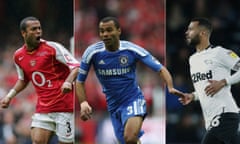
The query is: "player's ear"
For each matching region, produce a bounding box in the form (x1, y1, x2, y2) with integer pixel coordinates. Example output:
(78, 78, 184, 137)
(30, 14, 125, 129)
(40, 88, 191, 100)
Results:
(117, 28, 121, 35)
(200, 30, 206, 37)
(21, 30, 26, 37)
(201, 28, 210, 37)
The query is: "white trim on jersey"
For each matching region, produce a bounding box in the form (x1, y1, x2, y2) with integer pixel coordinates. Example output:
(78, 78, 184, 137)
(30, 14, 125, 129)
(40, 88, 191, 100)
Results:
(85, 48, 105, 64)
(119, 41, 148, 57)
(82, 42, 105, 64)
(82, 41, 149, 64)
(15, 63, 25, 80)
(47, 41, 79, 70)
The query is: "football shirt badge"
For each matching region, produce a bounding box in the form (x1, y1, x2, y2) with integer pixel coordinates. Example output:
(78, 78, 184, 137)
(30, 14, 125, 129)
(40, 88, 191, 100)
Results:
(119, 55, 128, 66)
(30, 60, 36, 66)
(228, 51, 238, 59)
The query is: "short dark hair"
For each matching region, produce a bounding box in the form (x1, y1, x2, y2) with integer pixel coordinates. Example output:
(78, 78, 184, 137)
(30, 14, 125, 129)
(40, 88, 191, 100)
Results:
(99, 17, 120, 29)
(191, 17, 213, 33)
(20, 16, 39, 31)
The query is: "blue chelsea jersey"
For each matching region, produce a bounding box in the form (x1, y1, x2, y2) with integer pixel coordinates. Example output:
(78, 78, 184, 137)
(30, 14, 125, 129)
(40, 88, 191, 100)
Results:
(77, 40, 163, 112)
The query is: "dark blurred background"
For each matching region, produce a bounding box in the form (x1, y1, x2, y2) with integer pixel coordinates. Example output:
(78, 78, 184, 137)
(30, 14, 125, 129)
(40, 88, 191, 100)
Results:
(75, 0, 166, 143)
(166, 0, 240, 143)
(0, 0, 73, 143)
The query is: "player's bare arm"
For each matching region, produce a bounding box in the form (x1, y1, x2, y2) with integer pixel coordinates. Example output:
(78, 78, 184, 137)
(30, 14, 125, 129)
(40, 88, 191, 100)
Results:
(178, 93, 194, 105)
(158, 67, 185, 97)
(75, 81, 92, 121)
(61, 67, 79, 93)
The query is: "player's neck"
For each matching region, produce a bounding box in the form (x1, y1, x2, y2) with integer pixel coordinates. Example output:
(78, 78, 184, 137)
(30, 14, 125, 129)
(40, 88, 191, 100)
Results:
(26, 44, 38, 52)
(196, 41, 211, 52)
(25, 42, 39, 52)
(106, 46, 118, 51)
(106, 42, 119, 52)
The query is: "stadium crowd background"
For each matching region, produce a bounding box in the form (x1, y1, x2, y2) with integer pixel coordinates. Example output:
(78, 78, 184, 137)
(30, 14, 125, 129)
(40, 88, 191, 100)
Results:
(0, 0, 73, 143)
(166, 0, 240, 143)
(74, 0, 166, 143)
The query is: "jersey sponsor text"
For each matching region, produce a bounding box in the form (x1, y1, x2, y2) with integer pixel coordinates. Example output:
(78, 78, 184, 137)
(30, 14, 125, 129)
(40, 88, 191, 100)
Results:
(98, 67, 131, 76)
(191, 70, 212, 83)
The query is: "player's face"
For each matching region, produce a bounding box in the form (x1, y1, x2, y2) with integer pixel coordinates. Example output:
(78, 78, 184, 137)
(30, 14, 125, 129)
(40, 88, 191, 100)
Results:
(185, 22, 201, 47)
(22, 20, 42, 49)
(99, 20, 121, 51)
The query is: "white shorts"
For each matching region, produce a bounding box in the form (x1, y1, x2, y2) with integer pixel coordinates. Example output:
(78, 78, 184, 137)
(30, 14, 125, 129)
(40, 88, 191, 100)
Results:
(31, 112, 74, 143)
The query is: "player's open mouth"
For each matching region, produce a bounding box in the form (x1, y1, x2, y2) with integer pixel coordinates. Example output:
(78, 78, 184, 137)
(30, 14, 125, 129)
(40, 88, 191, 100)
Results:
(103, 39, 111, 43)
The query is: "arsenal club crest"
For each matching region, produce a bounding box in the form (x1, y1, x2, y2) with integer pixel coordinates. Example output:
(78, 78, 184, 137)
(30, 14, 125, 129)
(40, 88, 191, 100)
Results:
(30, 60, 36, 66)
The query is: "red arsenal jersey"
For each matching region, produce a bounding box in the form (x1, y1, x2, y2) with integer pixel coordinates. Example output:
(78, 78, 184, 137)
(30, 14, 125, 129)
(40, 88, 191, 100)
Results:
(14, 40, 80, 113)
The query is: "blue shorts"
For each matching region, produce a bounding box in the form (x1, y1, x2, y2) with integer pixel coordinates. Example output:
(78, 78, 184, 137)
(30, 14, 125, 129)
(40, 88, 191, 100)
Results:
(110, 98, 147, 144)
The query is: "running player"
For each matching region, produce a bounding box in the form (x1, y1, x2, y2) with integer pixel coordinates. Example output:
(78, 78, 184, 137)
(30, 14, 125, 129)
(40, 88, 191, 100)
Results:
(179, 17, 240, 144)
(76, 16, 184, 144)
(0, 16, 79, 144)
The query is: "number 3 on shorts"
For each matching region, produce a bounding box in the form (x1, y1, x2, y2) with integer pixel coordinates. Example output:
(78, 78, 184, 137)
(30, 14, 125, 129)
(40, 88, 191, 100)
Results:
(127, 99, 146, 115)
(66, 121, 72, 133)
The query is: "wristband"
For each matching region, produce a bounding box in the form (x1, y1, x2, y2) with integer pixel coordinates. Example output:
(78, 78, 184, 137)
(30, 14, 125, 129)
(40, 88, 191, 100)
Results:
(192, 91, 199, 101)
(6, 89, 17, 99)
(63, 81, 72, 86)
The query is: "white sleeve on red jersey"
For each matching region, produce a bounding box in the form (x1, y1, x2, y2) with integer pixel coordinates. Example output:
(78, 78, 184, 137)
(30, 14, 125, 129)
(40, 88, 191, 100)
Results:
(47, 41, 80, 70)
(14, 63, 25, 81)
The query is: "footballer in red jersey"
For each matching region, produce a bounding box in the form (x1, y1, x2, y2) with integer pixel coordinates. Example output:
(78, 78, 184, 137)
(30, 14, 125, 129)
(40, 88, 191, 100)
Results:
(14, 39, 79, 113)
(0, 17, 79, 144)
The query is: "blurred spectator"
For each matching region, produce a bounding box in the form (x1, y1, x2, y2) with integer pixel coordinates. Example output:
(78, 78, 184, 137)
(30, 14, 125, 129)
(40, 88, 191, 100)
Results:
(2, 109, 17, 144)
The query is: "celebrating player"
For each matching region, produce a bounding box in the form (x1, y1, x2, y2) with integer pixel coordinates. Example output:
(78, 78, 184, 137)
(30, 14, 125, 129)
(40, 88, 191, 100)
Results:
(179, 17, 240, 144)
(0, 16, 79, 144)
(76, 16, 184, 144)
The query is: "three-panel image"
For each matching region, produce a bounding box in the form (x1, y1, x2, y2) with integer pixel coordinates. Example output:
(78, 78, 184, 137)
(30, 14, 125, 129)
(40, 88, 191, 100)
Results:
(0, 0, 239, 144)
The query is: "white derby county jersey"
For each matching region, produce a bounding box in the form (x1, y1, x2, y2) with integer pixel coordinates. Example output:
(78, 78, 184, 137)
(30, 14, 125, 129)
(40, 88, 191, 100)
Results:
(189, 46, 239, 129)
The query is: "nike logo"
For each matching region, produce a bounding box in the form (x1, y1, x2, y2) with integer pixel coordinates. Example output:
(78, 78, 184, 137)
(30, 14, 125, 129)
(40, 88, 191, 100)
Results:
(18, 56, 24, 61)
